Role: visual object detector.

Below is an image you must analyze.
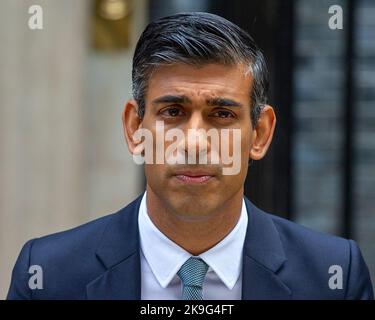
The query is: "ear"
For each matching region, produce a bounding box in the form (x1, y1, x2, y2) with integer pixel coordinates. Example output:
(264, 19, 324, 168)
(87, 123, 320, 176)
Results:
(249, 105, 276, 161)
(122, 99, 142, 154)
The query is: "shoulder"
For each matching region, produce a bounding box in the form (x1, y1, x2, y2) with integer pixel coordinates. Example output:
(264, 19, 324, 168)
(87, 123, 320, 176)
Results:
(26, 193, 142, 263)
(269, 211, 348, 256)
(28, 212, 115, 266)
(7, 213, 117, 299)
(7, 195, 142, 299)
(246, 199, 349, 262)
(250, 203, 373, 299)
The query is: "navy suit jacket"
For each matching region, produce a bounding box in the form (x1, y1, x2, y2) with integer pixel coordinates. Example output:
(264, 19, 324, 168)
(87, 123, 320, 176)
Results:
(7, 194, 374, 299)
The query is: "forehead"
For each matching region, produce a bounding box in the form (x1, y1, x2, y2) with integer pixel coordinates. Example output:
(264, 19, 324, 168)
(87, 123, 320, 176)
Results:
(146, 63, 253, 102)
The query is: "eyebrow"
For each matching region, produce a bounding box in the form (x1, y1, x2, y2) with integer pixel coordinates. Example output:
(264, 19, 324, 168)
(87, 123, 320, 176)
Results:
(151, 95, 243, 108)
(151, 95, 192, 105)
(207, 97, 243, 108)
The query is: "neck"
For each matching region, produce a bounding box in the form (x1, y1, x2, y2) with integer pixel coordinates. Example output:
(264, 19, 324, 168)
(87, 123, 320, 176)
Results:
(145, 186, 243, 256)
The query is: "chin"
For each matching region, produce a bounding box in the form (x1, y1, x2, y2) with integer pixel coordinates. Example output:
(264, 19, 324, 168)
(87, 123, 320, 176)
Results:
(169, 197, 217, 220)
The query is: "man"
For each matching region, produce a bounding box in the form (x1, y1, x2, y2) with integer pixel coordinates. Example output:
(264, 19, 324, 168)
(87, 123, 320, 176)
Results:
(8, 12, 373, 300)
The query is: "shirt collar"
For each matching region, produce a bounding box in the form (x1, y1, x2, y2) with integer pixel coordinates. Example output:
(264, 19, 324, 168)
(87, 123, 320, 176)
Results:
(138, 191, 248, 290)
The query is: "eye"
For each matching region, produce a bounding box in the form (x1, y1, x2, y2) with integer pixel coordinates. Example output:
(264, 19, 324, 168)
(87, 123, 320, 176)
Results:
(210, 109, 236, 118)
(159, 106, 185, 117)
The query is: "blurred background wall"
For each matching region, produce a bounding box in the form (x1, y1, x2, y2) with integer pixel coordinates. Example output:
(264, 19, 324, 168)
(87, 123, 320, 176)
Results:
(0, 0, 374, 298)
(0, 0, 146, 298)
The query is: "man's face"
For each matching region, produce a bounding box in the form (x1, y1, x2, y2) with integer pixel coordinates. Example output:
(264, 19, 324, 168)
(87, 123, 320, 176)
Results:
(140, 63, 255, 220)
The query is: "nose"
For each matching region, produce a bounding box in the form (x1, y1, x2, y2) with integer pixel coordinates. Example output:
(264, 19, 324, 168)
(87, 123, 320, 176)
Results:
(182, 112, 210, 163)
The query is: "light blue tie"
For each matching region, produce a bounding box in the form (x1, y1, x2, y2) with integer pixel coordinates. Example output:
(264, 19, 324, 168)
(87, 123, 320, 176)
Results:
(177, 257, 209, 300)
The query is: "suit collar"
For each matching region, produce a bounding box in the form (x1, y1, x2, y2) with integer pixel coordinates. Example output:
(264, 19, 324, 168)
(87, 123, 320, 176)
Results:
(243, 197, 287, 272)
(242, 197, 291, 299)
(138, 192, 248, 290)
(86, 194, 291, 299)
(86, 194, 143, 299)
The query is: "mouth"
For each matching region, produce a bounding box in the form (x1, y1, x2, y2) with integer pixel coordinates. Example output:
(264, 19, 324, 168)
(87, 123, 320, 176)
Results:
(172, 170, 216, 184)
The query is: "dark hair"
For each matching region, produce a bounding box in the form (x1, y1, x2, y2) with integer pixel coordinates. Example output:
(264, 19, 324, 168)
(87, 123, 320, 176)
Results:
(132, 12, 269, 126)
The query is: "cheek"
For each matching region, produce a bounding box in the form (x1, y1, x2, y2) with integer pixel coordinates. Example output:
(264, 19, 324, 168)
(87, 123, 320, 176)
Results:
(239, 129, 252, 174)
(240, 127, 252, 155)
(144, 164, 162, 187)
(144, 164, 153, 182)
(145, 163, 166, 176)
(243, 138, 251, 156)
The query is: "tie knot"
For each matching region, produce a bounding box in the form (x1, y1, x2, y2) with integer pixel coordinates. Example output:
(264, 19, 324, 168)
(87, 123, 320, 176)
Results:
(177, 257, 209, 288)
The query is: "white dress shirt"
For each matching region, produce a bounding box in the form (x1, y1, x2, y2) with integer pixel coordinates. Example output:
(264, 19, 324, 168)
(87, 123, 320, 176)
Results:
(138, 191, 248, 300)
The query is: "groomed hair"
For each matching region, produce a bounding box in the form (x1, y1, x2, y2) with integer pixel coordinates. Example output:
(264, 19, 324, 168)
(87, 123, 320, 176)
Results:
(132, 12, 269, 126)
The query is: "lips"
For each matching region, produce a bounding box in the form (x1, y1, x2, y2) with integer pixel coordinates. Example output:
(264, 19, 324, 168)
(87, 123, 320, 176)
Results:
(175, 174, 212, 184)
(173, 170, 215, 184)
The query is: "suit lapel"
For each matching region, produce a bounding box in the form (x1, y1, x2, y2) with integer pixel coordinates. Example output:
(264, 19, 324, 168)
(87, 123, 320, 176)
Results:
(86, 194, 291, 299)
(242, 198, 292, 299)
(86, 194, 143, 300)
